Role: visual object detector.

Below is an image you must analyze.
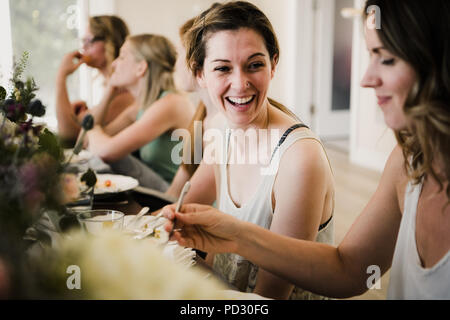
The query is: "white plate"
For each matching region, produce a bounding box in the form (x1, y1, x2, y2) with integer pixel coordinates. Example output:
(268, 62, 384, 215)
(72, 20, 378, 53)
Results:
(94, 174, 139, 194)
(64, 149, 93, 163)
(123, 214, 196, 267)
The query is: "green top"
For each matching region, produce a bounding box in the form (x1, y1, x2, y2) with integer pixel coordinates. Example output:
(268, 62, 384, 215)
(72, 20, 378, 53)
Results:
(137, 91, 181, 183)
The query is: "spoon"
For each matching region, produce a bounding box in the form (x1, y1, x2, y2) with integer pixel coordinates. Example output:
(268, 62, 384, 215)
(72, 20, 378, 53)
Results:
(169, 181, 191, 238)
(126, 206, 149, 228)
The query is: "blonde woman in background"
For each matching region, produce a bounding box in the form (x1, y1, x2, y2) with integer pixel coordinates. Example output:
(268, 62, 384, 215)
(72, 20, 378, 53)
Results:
(86, 34, 195, 191)
(56, 15, 134, 143)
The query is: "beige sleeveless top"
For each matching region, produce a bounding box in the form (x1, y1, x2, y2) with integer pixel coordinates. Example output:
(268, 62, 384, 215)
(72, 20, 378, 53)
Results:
(213, 127, 334, 300)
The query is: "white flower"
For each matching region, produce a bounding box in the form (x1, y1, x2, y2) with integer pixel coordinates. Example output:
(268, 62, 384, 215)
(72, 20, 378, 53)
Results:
(47, 230, 228, 299)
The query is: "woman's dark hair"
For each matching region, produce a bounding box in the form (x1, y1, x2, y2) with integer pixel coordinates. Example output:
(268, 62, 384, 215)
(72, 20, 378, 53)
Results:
(89, 15, 130, 66)
(364, 0, 450, 201)
(185, 1, 299, 121)
(185, 1, 280, 75)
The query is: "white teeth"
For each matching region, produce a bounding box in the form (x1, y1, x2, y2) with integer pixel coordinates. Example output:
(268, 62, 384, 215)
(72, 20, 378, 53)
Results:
(227, 96, 253, 105)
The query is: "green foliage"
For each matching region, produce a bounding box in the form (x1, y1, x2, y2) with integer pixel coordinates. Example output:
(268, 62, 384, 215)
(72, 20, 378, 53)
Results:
(38, 128, 64, 162)
(0, 53, 65, 240)
(0, 86, 6, 100)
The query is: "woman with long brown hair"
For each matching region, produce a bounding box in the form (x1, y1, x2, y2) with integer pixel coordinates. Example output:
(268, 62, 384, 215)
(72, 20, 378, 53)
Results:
(164, 0, 450, 299)
(166, 1, 335, 300)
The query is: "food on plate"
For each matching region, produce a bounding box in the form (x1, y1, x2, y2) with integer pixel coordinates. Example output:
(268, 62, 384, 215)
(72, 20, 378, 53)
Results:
(94, 178, 118, 192)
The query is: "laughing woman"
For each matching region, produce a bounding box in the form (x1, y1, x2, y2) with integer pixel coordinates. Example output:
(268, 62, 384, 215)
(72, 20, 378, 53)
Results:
(164, 0, 450, 299)
(86, 34, 195, 191)
(170, 1, 335, 300)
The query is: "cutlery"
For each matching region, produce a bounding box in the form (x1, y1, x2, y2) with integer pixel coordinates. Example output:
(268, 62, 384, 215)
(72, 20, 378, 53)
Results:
(126, 206, 149, 228)
(169, 181, 190, 238)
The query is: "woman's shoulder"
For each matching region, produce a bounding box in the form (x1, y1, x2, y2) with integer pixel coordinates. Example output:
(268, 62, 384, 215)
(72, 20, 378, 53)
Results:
(278, 130, 328, 174)
(156, 91, 194, 110)
(161, 90, 190, 101)
(143, 91, 192, 112)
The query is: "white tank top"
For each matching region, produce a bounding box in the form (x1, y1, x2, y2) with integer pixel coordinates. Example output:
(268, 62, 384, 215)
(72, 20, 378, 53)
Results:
(387, 181, 450, 299)
(213, 127, 334, 300)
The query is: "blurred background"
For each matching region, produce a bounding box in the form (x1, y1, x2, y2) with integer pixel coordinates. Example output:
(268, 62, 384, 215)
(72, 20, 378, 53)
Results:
(0, 0, 396, 299)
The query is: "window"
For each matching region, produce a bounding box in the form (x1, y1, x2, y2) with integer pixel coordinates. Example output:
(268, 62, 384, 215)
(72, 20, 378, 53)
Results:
(9, 0, 82, 130)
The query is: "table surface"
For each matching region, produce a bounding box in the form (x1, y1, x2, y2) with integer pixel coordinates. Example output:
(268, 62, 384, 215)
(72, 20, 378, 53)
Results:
(66, 155, 237, 291)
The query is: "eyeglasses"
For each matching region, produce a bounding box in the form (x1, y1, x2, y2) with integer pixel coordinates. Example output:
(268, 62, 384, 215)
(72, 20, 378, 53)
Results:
(81, 36, 105, 47)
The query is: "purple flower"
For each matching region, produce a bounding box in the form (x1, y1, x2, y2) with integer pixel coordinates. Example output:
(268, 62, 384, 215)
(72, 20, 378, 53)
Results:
(2, 100, 26, 123)
(16, 119, 33, 134)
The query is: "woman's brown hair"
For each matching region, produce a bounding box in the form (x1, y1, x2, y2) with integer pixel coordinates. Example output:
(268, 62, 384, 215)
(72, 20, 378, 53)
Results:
(89, 15, 129, 69)
(364, 0, 450, 201)
(184, 1, 300, 122)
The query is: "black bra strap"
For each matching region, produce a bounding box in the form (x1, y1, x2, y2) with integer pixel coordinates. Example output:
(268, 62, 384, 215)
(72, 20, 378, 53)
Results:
(270, 123, 309, 162)
(319, 215, 333, 231)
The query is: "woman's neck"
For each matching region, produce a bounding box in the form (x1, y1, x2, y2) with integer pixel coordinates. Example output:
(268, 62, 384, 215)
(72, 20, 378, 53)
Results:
(127, 78, 144, 102)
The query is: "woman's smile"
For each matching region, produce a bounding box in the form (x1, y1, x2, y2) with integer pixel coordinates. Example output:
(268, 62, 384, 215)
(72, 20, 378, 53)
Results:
(225, 95, 256, 112)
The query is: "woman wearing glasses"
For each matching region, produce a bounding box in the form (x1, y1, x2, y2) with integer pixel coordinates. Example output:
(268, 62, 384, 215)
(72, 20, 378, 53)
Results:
(56, 15, 134, 143)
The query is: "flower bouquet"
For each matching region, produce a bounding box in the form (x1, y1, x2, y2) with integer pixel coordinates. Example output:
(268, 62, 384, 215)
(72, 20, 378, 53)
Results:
(0, 53, 65, 239)
(0, 52, 96, 241)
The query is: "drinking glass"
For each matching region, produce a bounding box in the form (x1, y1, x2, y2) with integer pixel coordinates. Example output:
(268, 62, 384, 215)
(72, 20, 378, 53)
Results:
(76, 210, 124, 235)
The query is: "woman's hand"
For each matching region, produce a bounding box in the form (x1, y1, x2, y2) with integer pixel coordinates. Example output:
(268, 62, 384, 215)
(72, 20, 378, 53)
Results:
(58, 51, 84, 78)
(162, 203, 241, 253)
(72, 100, 88, 116)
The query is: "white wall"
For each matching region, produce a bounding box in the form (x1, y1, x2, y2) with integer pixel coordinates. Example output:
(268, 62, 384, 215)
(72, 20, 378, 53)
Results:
(349, 0, 396, 172)
(112, 0, 297, 113)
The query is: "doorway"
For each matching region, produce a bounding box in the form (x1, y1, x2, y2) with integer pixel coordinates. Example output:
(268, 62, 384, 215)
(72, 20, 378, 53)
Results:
(310, 0, 354, 146)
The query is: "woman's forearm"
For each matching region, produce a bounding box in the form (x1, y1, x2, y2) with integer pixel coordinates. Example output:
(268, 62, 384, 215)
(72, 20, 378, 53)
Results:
(89, 87, 116, 126)
(55, 73, 80, 140)
(236, 221, 367, 298)
(86, 127, 116, 161)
